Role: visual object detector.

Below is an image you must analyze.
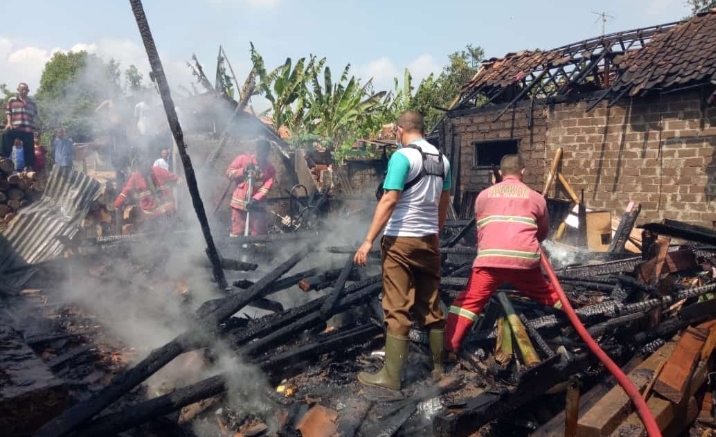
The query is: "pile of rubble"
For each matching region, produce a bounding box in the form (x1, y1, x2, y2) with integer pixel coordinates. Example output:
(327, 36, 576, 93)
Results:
(4, 213, 716, 437)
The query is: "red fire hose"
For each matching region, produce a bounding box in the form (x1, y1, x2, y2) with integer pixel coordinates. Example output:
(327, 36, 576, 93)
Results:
(540, 253, 662, 437)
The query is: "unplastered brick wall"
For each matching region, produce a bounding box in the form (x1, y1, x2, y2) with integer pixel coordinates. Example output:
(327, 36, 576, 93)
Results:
(546, 90, 716, 227)
(344, 159, 384, 195)
(451, 102, 548, 194)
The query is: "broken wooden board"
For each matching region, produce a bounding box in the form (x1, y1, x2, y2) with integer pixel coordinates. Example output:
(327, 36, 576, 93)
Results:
(653, 326, 706, 405)
(576, 339, 677, 437)
(0, 318, 69, 435)
(608, 395, 698, 437)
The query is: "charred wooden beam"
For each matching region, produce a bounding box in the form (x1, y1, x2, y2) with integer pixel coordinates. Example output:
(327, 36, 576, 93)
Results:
(233, 266, 325, 292)
(73, 323, 380, 437)
(319, 256, 354, 318)
(126, 0, 227, 291)
(250, 322, 379, 368)
(298, 267, 357, 292)
(362, 376, 463, 437)
(200, 256, 257, 272)
(36, 247, 309, 437)
(609, 202, 641, 252)
(639, 219, 716, 246)
(47, 345, 96, 370)
(441, 218, 476, 249)
(433, 354, 591, 437)
(246, 298, 284, 313)
(553, 256, 642, 279)
(240, 280, 382, 357)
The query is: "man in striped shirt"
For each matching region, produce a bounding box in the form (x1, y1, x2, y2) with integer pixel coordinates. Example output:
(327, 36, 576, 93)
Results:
(3, 83, 37, 169)
(445, 154, 561, 355)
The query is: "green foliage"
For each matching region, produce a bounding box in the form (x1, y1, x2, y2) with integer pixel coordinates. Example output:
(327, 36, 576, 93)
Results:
(409, 44, 484, 129)
(687, 0, 716, 14)
(35, 51, 123, 142)
(0, 83, 13, 112)
(243, 43, 485, 160)
(124, 65, 144, 92)
(250, 44, 320, 131)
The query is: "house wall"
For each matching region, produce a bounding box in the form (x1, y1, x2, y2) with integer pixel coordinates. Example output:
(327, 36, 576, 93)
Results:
(450, 102, 549, 195)
(451, 90, 716, 227)
(546, 90, 716, 226)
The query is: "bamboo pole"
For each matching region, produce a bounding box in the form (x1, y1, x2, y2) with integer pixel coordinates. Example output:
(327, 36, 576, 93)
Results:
(542, 147, 563, 196)
(496, 292, 541, 367)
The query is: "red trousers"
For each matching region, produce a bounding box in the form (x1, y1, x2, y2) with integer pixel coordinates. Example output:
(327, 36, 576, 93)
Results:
(445, 266, 560, 353)
(230, 208, 267, 236)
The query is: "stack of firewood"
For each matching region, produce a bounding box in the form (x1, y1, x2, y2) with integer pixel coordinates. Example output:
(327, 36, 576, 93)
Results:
(80, 183, 142, 238)
(0, 157, 46, 232)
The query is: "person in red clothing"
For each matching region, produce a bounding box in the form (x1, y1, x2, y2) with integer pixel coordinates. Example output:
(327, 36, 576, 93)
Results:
(226, 140, 276, 237)
(444, 154, 562, 355)
(33, 133, 47, 175)
(114, 158, 180, 228)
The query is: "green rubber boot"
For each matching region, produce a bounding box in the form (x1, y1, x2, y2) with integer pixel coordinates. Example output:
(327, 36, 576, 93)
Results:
(429, 329, 445, 379)
(358, 333, 408, 391)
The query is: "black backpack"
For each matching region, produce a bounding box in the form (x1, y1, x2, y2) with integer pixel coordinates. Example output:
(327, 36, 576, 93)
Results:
(375, 143, 446, 201)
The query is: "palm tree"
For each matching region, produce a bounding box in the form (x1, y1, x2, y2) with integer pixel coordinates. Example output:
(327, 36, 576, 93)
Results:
(306, 63, 387, 148)
(249, 43, 318, 131)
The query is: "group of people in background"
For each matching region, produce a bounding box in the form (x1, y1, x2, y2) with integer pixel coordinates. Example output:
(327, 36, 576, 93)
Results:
(2, 82, 74, 175)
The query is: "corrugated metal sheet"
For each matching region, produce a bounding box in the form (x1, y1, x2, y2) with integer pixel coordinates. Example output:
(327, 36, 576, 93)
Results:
(0, 167, 101, 287)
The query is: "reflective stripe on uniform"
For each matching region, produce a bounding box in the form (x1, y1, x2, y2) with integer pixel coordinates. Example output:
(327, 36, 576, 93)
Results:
(258, 187, 269, 194)
(476, 249, 540, 260)
(477, 215, 537, 228)
(448, 305, 478, 321)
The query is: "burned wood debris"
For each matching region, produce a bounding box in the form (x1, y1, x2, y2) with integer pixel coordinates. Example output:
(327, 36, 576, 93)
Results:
(3, 213, 716, 437)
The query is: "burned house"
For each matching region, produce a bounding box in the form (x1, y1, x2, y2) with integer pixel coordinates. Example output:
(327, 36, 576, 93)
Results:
(439, 10, 716, 227)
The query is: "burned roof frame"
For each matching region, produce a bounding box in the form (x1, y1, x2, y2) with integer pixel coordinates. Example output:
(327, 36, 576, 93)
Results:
(451, 21, 681, 121)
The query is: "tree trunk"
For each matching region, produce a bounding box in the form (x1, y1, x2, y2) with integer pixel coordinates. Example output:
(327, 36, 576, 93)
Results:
(126, 0, 227, 290)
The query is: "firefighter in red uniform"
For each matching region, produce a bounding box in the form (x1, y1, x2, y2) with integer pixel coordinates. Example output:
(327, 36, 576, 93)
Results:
(444, 154, 562, 355)
(226, 140, 275, 237)
(113, 156, 180, 230)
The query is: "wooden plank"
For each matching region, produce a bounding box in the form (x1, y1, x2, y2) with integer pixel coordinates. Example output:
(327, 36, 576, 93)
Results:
(576, 340, 677, 437)
(609, 395, 698, 437)
(531, 357, 645, 437)
(653, 326, 706, 404)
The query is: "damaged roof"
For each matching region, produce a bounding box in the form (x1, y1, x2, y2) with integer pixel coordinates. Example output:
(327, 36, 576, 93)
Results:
(456, 9, 716, 109)
(609, 10, 716, 97)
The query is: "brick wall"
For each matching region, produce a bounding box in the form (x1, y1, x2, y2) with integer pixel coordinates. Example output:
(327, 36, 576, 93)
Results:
(546, 90, 716, 226)
(450, 102, 548, 194)
(343, 159, 385, 196)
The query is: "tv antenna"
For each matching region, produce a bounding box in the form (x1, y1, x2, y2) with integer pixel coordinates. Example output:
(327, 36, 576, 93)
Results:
(592, 11, 614, 36)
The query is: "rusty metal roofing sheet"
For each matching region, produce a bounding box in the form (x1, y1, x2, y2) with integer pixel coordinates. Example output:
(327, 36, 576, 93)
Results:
(0, 167, 101, 288)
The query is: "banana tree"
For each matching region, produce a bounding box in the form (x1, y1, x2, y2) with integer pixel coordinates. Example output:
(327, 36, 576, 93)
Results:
(306, 63, 387, 152)
(249, 43, 317, 131)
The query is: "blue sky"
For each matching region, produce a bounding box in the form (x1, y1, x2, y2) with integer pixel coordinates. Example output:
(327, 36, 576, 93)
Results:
(0, 0, 690, 112)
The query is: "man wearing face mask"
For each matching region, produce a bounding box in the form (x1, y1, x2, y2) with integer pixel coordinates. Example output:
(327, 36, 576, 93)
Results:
(3, 83, 37, 170)
(354, 111, 452, 391)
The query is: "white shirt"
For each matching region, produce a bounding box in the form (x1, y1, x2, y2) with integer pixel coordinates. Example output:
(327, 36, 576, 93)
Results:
(153, 158, 169, 170)
(383, 139, 450, 237)
(134, 101, 150, 135)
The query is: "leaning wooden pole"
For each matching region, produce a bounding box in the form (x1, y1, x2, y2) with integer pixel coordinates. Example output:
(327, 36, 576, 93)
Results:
(127, 0, 227, 289)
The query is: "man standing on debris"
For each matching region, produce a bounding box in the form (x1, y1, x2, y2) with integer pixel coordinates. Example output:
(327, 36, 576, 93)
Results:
(444, 154, 561, 355)
(113, 153, 181, 229)
(353, 111, 451, 391)
(3, 83, 37, 170)
(226, 139, 276, 237)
